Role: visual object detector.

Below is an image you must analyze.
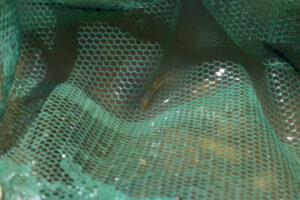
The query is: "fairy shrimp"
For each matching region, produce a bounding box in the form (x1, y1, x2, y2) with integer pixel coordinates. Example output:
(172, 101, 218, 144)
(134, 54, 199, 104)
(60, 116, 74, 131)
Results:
(141, 77, 175, 108)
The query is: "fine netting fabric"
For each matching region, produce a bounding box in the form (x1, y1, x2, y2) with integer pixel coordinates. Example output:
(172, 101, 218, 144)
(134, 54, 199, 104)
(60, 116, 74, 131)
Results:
(0, 0, 299, 199)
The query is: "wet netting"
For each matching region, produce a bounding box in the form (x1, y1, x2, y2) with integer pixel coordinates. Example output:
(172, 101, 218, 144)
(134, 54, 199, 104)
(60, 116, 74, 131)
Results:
(0, 0, 299, 199)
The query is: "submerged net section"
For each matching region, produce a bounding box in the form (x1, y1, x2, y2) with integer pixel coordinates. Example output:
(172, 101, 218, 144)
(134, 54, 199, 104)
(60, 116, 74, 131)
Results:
(0, 0, 299, 199)
(201, 0, 300, 177)
(0, 0, 21, 119)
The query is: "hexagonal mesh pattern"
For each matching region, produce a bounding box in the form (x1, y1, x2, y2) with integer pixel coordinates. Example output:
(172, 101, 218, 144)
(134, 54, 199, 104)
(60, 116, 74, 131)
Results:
(0, 0, 21, 119)
(0, 0, 299, 199)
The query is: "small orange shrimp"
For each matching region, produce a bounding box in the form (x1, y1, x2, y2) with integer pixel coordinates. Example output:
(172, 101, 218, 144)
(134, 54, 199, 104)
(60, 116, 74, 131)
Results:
(124, 158, 146, 181)
(141, 77, 175, 108)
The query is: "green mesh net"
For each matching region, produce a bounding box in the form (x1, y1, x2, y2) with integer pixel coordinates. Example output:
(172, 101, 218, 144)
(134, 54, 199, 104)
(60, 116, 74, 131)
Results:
(0, 0, 299, 199)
